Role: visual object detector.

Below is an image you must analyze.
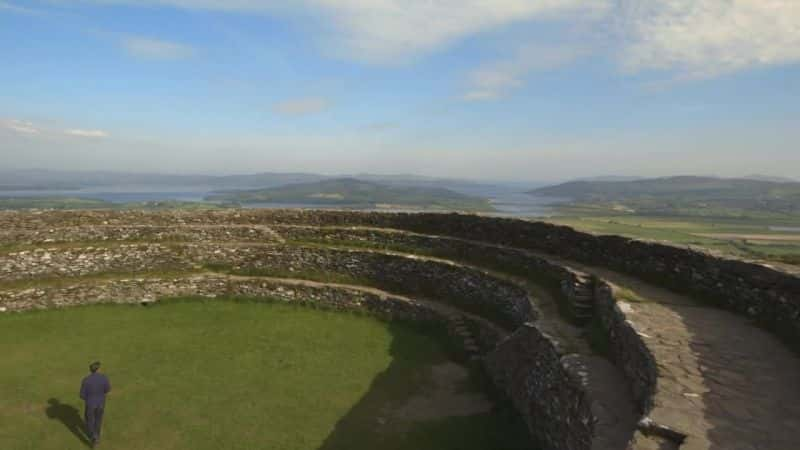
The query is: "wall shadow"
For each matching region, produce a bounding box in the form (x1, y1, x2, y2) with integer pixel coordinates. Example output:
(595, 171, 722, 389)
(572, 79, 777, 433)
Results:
(316, 320, 531, 450)
(45, 398, 91, 448)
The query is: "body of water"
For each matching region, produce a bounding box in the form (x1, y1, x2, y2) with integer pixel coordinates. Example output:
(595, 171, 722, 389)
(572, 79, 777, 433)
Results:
(0, 183, 564, 218)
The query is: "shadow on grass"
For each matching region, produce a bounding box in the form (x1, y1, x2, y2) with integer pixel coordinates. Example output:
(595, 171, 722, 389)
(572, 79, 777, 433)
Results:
(45, 398, 91, 448)
(317, 321, 531, 450)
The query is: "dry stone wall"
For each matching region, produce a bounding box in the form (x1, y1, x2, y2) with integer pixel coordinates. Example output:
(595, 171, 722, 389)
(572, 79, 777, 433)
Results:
(0, 210, 605, 450)
(592, 281, 657, 414)
(486, 324, 595, 450)
(0, 224, 281, 247)
(0, 275, 440, 320)
(190, 244, 533, 330)
(11, 209, 794, 449)
(239, 210, 800, 352)
(277, 225, 595, 322)
(0, 244, 194, 281)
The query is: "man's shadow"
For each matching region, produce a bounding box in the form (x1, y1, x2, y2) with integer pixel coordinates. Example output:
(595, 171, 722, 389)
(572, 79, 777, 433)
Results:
(45, 398, 91, 448)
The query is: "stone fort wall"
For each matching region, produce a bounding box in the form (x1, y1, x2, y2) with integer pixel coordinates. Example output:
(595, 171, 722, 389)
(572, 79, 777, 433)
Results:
(242, 210, 800, 352)
(4, 209, 798, 449)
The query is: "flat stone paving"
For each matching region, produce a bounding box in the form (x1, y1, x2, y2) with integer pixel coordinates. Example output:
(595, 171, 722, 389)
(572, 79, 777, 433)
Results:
(552, 262, 800, 450)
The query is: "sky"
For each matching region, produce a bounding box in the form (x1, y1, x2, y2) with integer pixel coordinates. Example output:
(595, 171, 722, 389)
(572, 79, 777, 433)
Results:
(1, 0, 799, 182)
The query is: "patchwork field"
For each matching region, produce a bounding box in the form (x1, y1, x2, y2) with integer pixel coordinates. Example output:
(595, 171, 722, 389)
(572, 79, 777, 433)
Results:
(0, 299, 528, 450)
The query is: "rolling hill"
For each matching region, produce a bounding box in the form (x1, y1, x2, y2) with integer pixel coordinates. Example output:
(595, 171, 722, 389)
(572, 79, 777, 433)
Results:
(530, 176, 800, 216)
(206, 178, 495, 212)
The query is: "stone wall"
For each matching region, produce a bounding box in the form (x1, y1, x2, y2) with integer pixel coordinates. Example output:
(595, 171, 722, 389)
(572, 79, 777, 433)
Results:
(0, 275, 437, 319)
(0, 244, 194, 281)
(0, 241, 532, 331)
(9, 210, 797, 347)
(0, 224, 281, 247)
(277, 225, 594, 322)
(592, 280, 657, 415)
(244, 210, 800, 352)
(14, 209, 795, 447)
(191, 244, 533, 330)
(486, 323, 594, 450)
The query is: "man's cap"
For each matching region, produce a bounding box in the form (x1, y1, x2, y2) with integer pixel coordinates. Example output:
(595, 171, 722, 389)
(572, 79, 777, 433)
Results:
(89, 361, 101, 372)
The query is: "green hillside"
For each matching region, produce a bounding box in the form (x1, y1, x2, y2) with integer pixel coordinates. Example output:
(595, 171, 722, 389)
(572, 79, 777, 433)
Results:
(207, 178, 495, 212)
(532, 176, 800, 216)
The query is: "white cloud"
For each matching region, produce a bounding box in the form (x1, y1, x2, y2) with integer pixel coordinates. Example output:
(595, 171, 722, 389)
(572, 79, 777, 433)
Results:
(307, 0, 604, 63)
(87, 0, 603, 63)
(619, 0, 800, 79)
(44, 0, 800, 80)
(1, 119, 39, 135)
(273, 97, 330, 116)
(122, 37, 194, 60)
(463, 44, 587, 101)
(65, 129, 109, 138)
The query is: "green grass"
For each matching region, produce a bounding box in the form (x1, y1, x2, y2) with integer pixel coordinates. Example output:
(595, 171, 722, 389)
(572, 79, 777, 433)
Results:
(0, 299, 530, 450)
(546, 213, 800, 266)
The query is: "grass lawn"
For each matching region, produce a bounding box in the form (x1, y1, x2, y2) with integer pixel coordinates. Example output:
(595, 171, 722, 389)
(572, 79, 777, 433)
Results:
(0, 299, 529, 450)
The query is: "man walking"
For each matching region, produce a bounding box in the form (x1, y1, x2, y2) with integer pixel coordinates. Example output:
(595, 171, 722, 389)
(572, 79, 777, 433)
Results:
(80, 361, 111, 447)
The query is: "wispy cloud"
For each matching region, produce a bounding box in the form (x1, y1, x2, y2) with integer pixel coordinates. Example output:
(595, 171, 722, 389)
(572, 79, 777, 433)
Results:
(84, 0, 800, 79)
(122, 37, 194, 60)
(1, 119, 39, 135)
(0, 1, 41, 15)
(463, 44, 587, 101)
(2, 118, 110, 138)
(86, 0, 602, 64)
(273, 97, 330, 116)
(65, 129, 109, 138)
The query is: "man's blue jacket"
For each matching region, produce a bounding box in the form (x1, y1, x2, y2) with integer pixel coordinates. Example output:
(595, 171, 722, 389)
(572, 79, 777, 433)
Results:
(80, 373, 111, 408)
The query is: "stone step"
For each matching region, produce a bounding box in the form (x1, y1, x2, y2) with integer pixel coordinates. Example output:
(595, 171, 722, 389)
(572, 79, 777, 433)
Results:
(464, 343, 480, 353)
(572, 302, 593, 310)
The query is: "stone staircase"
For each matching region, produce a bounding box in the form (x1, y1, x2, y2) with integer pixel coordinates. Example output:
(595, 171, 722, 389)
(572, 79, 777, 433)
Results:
(561, 275, 595, 323)
(449, 314, 483, 363)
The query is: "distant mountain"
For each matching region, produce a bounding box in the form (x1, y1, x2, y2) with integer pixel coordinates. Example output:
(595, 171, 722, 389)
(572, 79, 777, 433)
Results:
(570, 176, 644, 183)
(207, 178, 494, 212)
(743, 174, 798, 183)
(0, 169, 327, 190)
(530, 176, 800, 215)
(0, 169, 493, 192)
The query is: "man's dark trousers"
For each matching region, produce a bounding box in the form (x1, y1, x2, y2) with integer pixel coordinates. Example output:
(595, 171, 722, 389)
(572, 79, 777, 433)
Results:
(85, 406, 104, 442)
(80, 372, 111, 443)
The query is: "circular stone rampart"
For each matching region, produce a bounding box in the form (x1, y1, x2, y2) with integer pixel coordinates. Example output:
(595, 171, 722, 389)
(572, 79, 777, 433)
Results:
(3, 209, 800, 450)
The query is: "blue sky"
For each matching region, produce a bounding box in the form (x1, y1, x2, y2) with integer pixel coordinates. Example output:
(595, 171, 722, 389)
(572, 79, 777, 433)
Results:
(1, 0, 799, 181)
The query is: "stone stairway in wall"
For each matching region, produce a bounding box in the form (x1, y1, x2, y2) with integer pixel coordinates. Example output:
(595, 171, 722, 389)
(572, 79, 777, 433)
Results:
(448, 313, 484, 363)
(561, 275, 595, 323)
